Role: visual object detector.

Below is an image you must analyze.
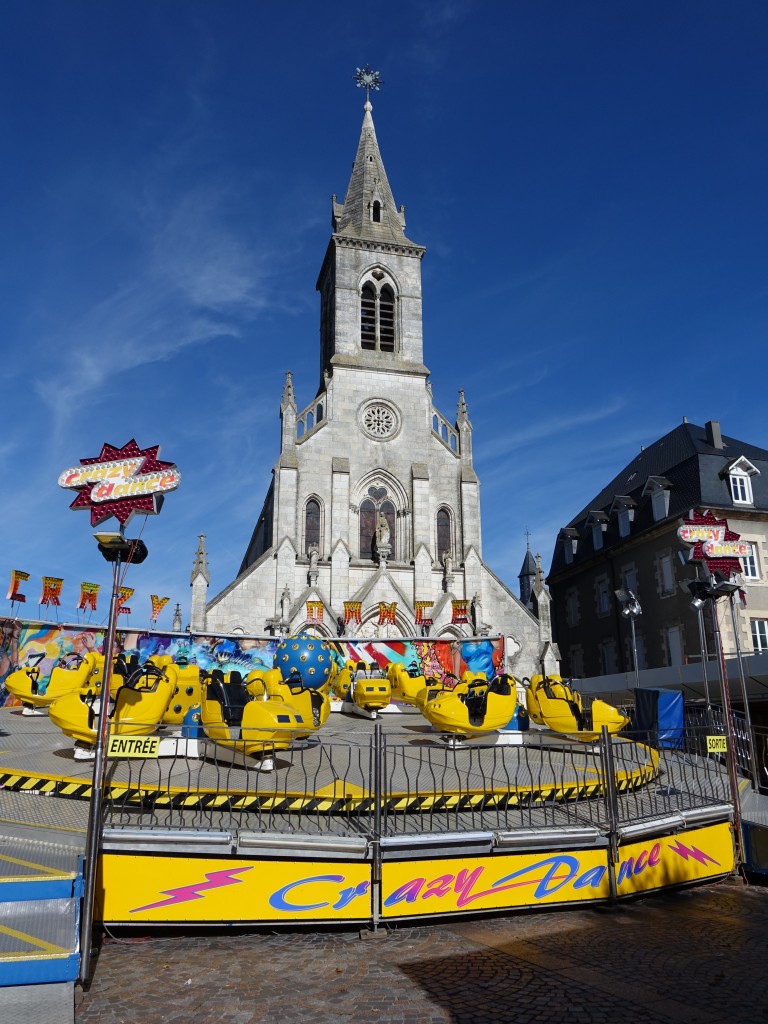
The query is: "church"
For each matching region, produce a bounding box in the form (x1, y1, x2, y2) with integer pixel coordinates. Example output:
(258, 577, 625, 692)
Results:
(189, 82, 556, 679)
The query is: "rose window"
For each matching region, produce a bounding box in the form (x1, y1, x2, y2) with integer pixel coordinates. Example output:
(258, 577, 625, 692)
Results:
(359, 400, 400, 441)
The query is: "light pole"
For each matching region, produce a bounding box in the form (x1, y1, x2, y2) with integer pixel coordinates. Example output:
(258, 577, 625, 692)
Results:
(717, 574, 758, 790)
(689, 590, 713, 711)
(79, 531, 147, 985)
(687, 575, 745, 862)
(614, 588, 642, 690)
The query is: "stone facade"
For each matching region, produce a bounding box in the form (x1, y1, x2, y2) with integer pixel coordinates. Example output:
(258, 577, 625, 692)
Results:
(193, 97, 555, 679)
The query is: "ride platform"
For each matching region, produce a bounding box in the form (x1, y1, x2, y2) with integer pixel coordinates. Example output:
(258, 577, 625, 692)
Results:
(0, 706, 735, 928)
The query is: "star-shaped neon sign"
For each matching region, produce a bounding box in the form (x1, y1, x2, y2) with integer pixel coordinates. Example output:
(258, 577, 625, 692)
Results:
(677, 510, 745, 579)
(59, 439, 180, 527)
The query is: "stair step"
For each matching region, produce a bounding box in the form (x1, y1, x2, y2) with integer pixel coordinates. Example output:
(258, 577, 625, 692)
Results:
(0, 981, 74, 1024)
(0, 898, 80, 986)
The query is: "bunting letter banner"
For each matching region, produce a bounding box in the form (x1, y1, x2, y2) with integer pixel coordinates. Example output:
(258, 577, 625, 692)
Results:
(7, 570, 29, 603)
(150, 595, 170, 622)
(415, 601, 434, 626)
(116, 587, 134, 616)
(77, 582, 100, 612)
(451, 599, 469, 625)
(306, 601, 324, 624)
(378, 601, 397, 626)
(343, 601, 362, 625)
(40, 577, 64, 606)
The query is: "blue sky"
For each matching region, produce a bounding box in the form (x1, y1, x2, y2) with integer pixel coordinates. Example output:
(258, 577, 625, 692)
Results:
(1, 1, 766, 629)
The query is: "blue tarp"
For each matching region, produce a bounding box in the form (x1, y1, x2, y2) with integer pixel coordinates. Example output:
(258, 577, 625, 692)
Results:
(633, 687, 684, 748)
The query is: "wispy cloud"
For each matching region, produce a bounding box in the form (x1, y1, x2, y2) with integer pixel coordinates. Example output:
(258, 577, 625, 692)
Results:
(32, 182, 278, 427)
(477, 398, 625, 461)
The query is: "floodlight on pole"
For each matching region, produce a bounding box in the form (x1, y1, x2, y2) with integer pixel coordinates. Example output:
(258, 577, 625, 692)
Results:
(79, 527, 149, 985)
(684, 571, 752, 865)
(711, 572, 758, 788)
(614, 588, 642, 690)
(61, 439, 178, 986)
(685, 578, 713, 710)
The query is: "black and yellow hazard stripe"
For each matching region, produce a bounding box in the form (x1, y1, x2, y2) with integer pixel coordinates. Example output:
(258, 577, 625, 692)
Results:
(0, 770, 93, 800)
(0, 747, 659, 814)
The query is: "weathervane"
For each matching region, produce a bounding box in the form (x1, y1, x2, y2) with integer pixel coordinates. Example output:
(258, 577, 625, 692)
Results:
(355, 65, 383, 102)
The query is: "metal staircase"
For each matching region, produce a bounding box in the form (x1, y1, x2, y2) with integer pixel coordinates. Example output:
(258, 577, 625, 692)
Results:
(0, 834, 82, 1023)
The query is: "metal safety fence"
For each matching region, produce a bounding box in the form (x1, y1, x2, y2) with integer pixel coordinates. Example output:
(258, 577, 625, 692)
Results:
(94, 722, 734, 841)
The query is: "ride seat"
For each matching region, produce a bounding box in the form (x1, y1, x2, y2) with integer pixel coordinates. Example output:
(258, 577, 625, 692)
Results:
(207, 670, 250, 726)
(488, 676, 512, 696)
(286, 670, 305, 692)
(461, 689, 488, 726)
(113, 654, 139, 682)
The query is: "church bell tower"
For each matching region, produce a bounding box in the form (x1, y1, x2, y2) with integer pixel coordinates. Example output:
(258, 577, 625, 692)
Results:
(316, 73, 428, 387)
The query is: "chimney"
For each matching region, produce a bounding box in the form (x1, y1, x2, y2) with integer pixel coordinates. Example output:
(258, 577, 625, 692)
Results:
(705, 420, 723, 449)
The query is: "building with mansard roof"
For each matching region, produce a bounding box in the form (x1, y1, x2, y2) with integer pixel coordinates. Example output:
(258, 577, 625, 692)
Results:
(548, 418, 768, 679)
(189, 94, 555, 678)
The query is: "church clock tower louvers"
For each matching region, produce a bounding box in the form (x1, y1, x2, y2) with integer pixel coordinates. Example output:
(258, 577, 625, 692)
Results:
(195, 74, 555, 678)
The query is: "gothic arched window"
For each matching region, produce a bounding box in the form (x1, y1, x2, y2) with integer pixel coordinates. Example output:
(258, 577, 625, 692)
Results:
(360, 275, 397, 353)
(379, 285, 395, 352)
(372, 200, 381, 223)
(380, 499, 397, 559)
(361, 283, 376, 349)
(304, 498, 321, 556)
(359, 488, 398, 561)
(436, 508, 452, 563)
(359, 498, 377, 560)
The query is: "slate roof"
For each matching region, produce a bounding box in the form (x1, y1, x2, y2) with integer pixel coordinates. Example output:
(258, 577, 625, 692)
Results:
(518, 545, 537, 579)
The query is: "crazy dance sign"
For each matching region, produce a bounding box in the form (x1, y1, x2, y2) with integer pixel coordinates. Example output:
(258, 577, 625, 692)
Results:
(677, 511, 750, 578)
(59, 439, 181, 526)
(99, 822, 733, 924)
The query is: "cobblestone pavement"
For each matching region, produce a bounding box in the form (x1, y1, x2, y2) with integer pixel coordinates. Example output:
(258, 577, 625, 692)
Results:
(76, 879, 766, 1024)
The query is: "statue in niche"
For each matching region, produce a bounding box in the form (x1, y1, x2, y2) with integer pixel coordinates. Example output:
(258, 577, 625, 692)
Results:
(442, 553, 454, 594)
(307, 546, 319, 585)
(375, 513, 390, 548)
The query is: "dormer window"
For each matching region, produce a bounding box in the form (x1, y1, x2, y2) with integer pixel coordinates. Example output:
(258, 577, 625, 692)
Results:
(731, 473, 751, 503)
(560, 527, 579, 565)
(723, 456, 759, 506)
(372, 200, 381, 223)
(360, 274, 397, 352)
(587, 511, 608, 551)
(652, 489, 669, 520)
(642, 476, 672, 523)
(610, 495, 637, 539)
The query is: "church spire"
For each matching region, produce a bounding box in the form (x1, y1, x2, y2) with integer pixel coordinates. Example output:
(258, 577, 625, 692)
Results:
(279, 370, 298, 467)
(190, 533, 210, 585)
(281, 370, 296, 410)
(332, 74, 412, 245)
(518, 537, 537, 608)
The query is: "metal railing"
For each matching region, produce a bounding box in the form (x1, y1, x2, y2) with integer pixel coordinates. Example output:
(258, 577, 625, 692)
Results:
(94, 722, 733, 842)
(685, 704, 762, 788)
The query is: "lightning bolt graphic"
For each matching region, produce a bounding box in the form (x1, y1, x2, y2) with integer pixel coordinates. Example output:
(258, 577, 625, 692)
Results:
(667, 840, 720, 867)
(131, 866, 253, 913)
